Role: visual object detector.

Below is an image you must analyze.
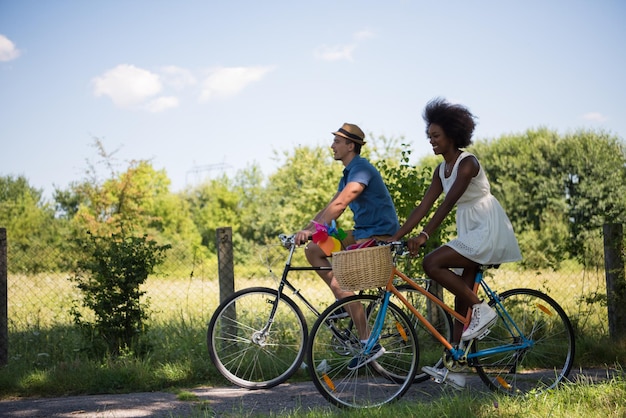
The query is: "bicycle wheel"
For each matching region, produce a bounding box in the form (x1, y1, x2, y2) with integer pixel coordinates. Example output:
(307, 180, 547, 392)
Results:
(394, 284, 453, 382)
(472, 288, 575, 395)
(307, 295, 419, 408)
(207, 287, 307, 389)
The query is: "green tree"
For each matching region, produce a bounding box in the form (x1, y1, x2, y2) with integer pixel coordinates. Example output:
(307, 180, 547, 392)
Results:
(0, 175, 63, 272)
(55, 139, 202, 267)
(184, 174, 242, 252)
(558, 130, 626, 265)
(256, 145, 341, 241)
(67, 159, 171, 235)
(470, 129, 568, 268)
(471, 128, 626, 268)
(232, 163, 269, 243)
(470, 129, 566, 233)
(147, 189, 204, 275)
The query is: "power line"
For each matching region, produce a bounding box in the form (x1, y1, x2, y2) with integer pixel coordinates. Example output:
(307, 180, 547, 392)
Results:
(185, 162, 232, 186)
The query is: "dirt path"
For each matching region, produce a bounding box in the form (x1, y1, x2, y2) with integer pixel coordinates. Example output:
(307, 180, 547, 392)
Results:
(0, 369, 617, 417)
(0, 380, 464, 417)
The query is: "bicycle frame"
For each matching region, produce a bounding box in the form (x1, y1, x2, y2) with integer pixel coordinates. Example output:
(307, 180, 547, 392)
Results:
(306, 243, 574, 406)
(264, 235, 331, 323)
(208, 234, 366, 390)
(370, 248, 534, 363)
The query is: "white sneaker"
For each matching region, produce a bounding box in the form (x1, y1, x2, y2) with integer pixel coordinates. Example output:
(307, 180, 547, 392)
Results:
(461, 301, 497, 341)
(422, 366, 465, 390)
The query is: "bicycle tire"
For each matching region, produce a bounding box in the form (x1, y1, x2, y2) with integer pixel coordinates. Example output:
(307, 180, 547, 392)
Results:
(307, 295, 419, 408)
(394, 284, 453, 382)
(472, 288, 575, 395)
(207, 287, 307, 389)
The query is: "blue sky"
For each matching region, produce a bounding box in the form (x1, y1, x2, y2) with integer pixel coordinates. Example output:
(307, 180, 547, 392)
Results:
(1, 0, 625, 199)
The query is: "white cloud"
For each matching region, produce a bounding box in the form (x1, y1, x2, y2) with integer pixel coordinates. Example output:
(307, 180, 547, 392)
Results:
(198, 66, 274, 102)
(93, 64, 273, 110)
(93, 64, 162, 108)
(314, 30, 373, 62)
(353, 30, 375, 41)
(161, 65, 197, 90)
(582, 112, 608, 123)
(314, 44, 357, 61)
(0, 34, 21, 62)
(144, 96, 180, 113)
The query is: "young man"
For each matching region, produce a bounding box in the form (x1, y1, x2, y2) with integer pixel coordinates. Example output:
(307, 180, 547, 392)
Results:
(295, 122, 399, 369)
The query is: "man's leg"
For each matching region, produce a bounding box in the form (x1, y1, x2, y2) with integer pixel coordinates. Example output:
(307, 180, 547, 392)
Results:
(304, 232, 369, 338)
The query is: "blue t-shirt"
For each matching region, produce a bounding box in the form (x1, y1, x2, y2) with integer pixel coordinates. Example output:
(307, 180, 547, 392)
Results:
(338, 156, 400, 240)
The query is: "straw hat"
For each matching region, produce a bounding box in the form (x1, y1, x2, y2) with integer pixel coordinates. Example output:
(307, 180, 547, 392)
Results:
(332, 123, 366, 145)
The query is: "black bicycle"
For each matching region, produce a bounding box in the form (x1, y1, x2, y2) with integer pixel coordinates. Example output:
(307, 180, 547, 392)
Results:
(207, 234, 452, 389)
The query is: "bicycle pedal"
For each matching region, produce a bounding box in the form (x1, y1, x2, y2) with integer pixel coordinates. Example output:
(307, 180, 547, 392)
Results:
(316, 359, 331, 373)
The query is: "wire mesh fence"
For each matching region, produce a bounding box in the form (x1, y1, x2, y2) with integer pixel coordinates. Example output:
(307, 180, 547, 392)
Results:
(2, 229, 618, 344)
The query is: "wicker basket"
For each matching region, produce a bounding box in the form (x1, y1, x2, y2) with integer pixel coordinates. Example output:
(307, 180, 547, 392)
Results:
(332, 245, 393, 291)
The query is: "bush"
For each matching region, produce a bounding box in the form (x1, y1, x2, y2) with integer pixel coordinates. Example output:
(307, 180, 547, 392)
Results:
(70, 231, 170, 355)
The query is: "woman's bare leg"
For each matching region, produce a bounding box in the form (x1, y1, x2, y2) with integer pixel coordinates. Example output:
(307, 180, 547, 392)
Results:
(423, 245, 480, 343)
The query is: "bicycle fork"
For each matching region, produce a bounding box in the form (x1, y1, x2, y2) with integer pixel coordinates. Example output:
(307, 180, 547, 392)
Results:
(253, 282, 290, 346)
(364, 291, 392, 354)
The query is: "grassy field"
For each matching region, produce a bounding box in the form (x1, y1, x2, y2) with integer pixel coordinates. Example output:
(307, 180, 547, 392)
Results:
(2, 257, 624, 405)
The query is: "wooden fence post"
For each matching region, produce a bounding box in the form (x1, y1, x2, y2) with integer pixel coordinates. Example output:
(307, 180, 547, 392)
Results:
(0, 228, 7, 366)
(216, 227, 235, 304)
(216, 227, 236, 335)
(603, 223, 626, 342)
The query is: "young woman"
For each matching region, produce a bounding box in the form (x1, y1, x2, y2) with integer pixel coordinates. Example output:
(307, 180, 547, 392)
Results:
(388, 97, 522, 387)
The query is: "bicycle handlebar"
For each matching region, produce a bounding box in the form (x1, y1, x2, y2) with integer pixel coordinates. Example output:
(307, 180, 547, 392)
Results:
(376, 240, 409, 256)
(278, 233, 313, 250)
(278, 234, 296, 249)
(278, 234, 410, 256)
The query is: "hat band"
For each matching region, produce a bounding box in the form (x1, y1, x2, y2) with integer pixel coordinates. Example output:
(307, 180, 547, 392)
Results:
(338, 128, 363, 142)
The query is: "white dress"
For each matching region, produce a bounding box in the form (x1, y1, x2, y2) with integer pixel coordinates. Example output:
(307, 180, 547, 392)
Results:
(440, 152, 522, 265)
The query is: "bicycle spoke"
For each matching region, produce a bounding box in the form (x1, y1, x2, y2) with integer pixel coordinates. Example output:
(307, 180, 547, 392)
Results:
(473, 288, 575, 395)
(307, 295, 418, 408)
(207, 288, 307, 389)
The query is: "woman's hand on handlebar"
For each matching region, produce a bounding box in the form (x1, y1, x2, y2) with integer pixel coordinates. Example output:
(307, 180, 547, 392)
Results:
(406, 234, 427, 256)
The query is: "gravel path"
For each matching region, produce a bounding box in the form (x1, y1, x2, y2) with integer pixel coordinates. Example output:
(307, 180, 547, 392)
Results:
(0, 368, 617, 417)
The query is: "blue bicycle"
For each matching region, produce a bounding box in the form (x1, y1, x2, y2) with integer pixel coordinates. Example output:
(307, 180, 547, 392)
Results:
(306, 241, 575, 408)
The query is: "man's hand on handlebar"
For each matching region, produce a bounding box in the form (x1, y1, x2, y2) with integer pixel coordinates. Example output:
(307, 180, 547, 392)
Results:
(294, 230, 312, 246)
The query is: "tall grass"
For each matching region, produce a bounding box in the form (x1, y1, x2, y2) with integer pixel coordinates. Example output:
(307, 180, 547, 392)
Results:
(2, 260, 623, 399)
